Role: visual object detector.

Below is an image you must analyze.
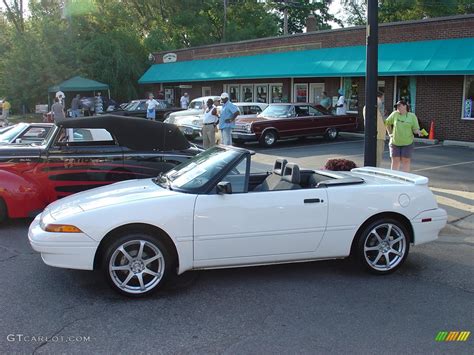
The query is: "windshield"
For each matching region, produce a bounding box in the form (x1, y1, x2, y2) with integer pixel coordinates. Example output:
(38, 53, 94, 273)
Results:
(0, 123, 28, 142)
(164, 146, 241, 191)
(260, 105, 292, 118)
(188, 100, 203, 110)
(124, 101, 143, 111)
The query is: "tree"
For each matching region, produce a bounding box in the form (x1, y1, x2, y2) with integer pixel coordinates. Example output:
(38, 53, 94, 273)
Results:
(268, 0, 342, 34)
(340, 0, 474, 26)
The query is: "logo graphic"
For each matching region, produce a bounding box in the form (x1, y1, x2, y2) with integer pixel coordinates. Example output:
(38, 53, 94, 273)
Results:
(435, 331, 470, 342)
(163, 53, 177, 63)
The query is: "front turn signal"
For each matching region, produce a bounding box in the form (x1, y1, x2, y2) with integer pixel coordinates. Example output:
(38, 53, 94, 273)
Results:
(44, 224, 83, 233)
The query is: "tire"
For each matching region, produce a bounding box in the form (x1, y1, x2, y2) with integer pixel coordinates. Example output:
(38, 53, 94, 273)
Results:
(355, 218, 410, 275)
(233, 139, 245, 146)
(0, 198, 7, 223)
(259, 130, 278, 148)
(102, 231, 173, 297)
(325, 128, 338, 141)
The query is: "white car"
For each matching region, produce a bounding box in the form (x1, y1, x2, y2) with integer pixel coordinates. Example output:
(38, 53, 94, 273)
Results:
(29, 146, 447, 297)
(165, 102, 268, 139)
(0, 122, 54, 145)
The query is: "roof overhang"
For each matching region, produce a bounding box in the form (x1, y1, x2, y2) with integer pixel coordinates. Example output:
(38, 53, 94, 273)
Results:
(139, 38, 474, 84)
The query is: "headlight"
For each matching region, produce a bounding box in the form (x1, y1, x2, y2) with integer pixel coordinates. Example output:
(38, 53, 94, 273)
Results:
(192, 119, 202, 127)
(164, 117, 171, 123)
(42, 224, 83, 233)
(246, 124, 252, 133)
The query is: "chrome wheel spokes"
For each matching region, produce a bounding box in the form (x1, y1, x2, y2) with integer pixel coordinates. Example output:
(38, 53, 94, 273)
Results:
(363, 223, 406, 271)
(109, 239, 165, 294)
(265, 132, 275, 145)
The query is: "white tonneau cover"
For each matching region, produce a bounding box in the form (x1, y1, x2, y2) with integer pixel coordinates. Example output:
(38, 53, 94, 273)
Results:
(351, 167, 429, 185)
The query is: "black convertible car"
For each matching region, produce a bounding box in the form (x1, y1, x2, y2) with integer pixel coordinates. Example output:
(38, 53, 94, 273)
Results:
(0, 115, 202, 221)
(107, 99, 185, 121)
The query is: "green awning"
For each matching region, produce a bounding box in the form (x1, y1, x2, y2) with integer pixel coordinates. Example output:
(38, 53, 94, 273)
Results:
(48, 76, 109, 92)
(139, 38, 474, 84)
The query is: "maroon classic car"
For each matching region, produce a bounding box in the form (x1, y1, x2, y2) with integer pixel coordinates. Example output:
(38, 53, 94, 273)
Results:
(232, 103, 358, 147)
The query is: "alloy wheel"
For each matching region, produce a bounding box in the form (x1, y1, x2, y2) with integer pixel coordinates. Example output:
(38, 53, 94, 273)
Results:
(363, 223, 407, 272)
(109, 239, 165, 295)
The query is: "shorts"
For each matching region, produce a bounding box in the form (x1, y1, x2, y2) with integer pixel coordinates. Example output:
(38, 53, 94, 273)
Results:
(389, 143, 414, 159)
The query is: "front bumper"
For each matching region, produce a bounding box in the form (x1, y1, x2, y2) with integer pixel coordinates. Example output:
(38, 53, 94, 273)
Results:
(231, 131, 257, 142)
(411, 208, 447, 245)
(177, 124, 202, 137)
(28, 215, 98, 270)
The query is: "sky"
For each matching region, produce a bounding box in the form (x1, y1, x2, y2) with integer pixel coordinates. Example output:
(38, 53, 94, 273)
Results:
(328, 0, 345, 29)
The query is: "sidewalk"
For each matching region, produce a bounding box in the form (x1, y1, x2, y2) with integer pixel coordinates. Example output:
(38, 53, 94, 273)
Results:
(340, 131, 474, 148)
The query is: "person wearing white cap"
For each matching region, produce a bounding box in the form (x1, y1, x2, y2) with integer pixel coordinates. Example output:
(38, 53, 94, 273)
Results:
(218, 92, 239, 145)
(336, 88, 346, 115)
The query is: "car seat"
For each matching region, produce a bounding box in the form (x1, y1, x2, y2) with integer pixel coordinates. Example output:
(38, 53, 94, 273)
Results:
(253, 158, 288, 191)
(272, 163, 301, 190)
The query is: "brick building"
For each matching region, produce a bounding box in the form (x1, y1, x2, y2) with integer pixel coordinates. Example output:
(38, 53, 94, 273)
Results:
(139, 15, 474, 142)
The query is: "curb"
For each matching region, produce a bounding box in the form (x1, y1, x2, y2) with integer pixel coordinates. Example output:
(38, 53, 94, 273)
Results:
(443, 140, 474, 149)
(340, 132, 439, 145)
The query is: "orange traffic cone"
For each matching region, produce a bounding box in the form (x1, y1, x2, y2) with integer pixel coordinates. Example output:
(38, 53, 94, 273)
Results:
(428, 120, 435, 140)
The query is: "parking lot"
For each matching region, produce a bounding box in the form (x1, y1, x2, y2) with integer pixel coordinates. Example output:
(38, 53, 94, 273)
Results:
(1, 137, 473, 354)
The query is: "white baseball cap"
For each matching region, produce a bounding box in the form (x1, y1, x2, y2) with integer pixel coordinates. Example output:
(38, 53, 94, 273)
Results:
(220, 92, 229, 99)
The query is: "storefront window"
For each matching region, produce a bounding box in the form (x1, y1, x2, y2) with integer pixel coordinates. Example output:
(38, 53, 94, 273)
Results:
(255, 85, 268, 103)
(396, 76, 416, 113)
(241, 85, 254, 102)
(294, 83, 308, 103)
(343, 78, 359, 113)
(228, 85, 240, 102)
(270, 84, 283, 103)
(378, 80, 386, 116)
(463, 75, 474, 120)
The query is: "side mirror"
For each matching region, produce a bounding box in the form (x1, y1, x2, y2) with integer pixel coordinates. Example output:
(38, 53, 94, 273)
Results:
(216, 181, 232, 194)
(14, 138, 22, 144)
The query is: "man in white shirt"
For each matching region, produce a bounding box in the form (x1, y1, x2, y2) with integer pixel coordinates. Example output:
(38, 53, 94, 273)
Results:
(202, 98, 219, 149)
(180, 93, 189, 109)
(336, 88, 346, 115)
(146, 93, 159, 120)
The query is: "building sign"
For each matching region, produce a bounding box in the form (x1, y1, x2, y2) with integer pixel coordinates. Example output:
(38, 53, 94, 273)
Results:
(163, 53, 177, 63)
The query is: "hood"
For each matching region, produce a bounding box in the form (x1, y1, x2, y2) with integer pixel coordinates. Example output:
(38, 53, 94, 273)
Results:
(235, 116, 266, 124)
(46, 179, 176, 220)
(168, 108, 203, 121)
(174, 115, 203, 126)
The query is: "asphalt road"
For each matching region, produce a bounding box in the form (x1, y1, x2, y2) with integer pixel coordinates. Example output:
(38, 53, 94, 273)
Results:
(0, 137, 473, 354)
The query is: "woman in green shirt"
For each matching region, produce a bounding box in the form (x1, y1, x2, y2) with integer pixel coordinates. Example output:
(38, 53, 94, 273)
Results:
(385, 100, 422, 172)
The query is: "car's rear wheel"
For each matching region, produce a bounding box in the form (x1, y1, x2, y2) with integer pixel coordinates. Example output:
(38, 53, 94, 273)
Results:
(325, 128, 338, 141)
(0, 198, 7, 223)
(102, 232, 172, 297)
(355, 218, 410, 275)
(259, 130, 278, 147)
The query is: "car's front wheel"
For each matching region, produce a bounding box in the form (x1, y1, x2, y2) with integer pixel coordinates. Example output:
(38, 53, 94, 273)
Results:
(102, 232, 172, 297)
(259, 130, 278, 147)
(355, 218, 410, 275)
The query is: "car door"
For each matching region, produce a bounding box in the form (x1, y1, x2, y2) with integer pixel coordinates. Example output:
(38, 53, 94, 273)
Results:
(193, 155, 328, 267)
(308, 105, 328, 135)
(294, 105, 317, 137)
(45, 127, 124, 201)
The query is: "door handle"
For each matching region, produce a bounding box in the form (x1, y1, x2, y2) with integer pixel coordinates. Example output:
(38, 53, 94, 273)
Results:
(304, 198, 323, 203)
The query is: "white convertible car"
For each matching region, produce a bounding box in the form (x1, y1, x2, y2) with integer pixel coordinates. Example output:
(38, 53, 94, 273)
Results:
(29, 146, 447, 297)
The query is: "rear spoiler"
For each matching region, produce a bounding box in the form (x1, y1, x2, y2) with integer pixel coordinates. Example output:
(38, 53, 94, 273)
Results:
(351, 167, 429, 185)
